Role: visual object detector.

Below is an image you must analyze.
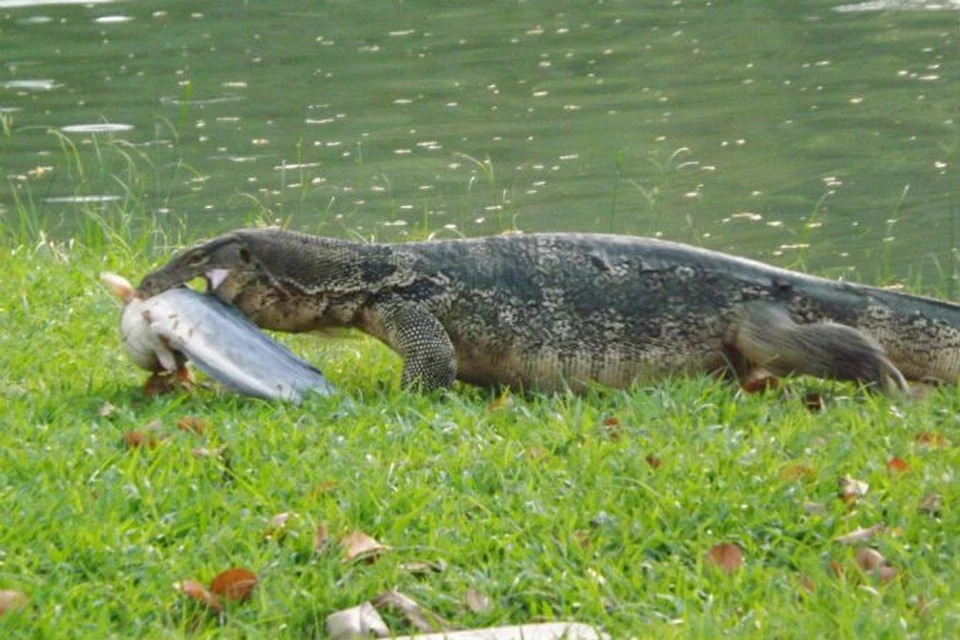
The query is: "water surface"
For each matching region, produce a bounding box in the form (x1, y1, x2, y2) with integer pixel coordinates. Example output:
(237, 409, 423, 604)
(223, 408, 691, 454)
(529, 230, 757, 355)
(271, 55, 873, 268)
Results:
(1, 0, 956, 286)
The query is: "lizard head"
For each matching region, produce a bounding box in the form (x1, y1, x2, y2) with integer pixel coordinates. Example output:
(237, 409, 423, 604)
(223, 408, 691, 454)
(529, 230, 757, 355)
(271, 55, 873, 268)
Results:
(138, 232, 269, 299)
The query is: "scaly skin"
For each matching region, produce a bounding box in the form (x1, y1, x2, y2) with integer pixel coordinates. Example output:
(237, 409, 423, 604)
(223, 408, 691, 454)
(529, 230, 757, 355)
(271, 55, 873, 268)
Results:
(138, 229, 960, 392)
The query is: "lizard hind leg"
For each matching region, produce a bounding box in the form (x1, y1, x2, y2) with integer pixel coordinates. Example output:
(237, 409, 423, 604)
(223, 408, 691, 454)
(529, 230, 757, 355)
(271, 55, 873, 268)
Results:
(729, 303, 908, 394)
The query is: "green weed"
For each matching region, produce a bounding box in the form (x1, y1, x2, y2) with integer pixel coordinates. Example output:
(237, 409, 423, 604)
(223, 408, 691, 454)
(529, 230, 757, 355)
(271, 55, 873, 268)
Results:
(0, 237, 958, 639)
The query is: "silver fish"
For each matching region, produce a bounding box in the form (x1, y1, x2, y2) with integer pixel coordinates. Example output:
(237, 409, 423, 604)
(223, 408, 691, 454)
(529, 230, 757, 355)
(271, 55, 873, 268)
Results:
(101, 272, 337, 403)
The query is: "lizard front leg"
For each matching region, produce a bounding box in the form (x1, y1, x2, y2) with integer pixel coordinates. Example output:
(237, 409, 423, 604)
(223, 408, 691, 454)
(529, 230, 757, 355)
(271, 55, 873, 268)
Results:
(727, 302, 908, 394)
(375, 299, 457, 391)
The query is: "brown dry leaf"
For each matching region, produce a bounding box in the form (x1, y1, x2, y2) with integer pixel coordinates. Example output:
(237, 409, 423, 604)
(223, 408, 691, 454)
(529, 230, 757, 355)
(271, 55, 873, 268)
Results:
(144, 372, 179, 397)
(209, 567, 258, 603)
(854, 549, 900, 584)
(98, 402, 117, 418)
(265, 512, 297, 541)
(829, 561, 846, 579)
(122, 430, 160, 450)
(838, 476, 869, 503)
(645, 454, 662, 470)
(834, 524, 885, 545)
(340, 530, 390, 563)
(886, 456, 910, 473)
(314, 521, 330, 552)
(325, 602, 389, 640)
(781, 464, 815, 482)
(465, 586, 492, 614)
(915, 431, 950, 449)
(0, 590, 28, 617)
(372, 590, 452, 633)
(741, 372, 779, 394)
(803, 393, 825, 412)
(176, 416, 209, 435)
(705, 542, 743, 575)
(918, 493, 942, 517)
(877, 565, 901, 584)
(854, 548, 886, 572)
(797, 574, 816, 595)
(174, 579, 223, 612)
(600, 416, 623, 441)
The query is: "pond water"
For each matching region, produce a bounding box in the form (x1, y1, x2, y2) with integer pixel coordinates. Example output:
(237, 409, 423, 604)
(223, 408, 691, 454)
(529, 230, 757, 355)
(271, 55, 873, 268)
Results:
(1, 0, 956, 286)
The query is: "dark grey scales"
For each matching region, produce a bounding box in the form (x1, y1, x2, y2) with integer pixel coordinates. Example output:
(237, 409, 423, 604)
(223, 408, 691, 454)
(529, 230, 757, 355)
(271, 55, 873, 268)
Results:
(138, 229, 960, 393)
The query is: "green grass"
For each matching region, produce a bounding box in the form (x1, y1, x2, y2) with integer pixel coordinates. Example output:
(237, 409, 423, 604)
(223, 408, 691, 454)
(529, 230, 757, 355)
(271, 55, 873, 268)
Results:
(0, 231, 958, 639)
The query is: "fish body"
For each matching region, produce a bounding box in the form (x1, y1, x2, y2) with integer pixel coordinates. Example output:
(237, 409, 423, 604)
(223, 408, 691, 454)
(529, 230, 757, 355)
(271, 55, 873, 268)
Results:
(102, 273, 337, 403)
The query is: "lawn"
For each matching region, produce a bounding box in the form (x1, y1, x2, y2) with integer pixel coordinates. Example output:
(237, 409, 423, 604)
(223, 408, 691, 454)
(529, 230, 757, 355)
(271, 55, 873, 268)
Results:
(0, 232, 957, 639)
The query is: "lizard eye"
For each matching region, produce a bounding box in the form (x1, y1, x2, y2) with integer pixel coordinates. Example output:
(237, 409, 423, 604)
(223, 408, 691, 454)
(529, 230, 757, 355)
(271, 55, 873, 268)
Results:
(185, 252, 206, 267)
(239, 248, 252, 264)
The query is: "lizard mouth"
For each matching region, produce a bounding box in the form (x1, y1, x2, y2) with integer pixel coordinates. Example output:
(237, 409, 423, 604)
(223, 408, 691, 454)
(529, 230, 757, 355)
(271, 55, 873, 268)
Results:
(205, 268, 231, 292)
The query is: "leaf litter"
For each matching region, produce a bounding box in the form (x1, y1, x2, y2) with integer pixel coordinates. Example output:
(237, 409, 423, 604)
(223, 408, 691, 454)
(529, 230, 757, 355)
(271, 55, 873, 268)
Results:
(705, 543, 743, 575)
(340, 530, 390, 563)
(0, 590, 28, 616)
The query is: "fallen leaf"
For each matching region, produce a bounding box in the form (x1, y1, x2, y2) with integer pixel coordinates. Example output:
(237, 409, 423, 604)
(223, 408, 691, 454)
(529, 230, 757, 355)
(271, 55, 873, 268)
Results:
(265, 512, 297, 541)
(705, 542, 743, 575)
(174, 579, 222, 612)
(854, 548, 885, 571)
(886, 456, 910, 473)
(854, 549, 900, 584)
(829, 561, 846, 579)
(918, 493, 942, 517)
(877, 565, 901, 584)
(341, 530, 389, 563)
(915, 431, 950, 448)
(465, 586, 492, 614)
(314, 521, 330, 552)
(122, 430, 160, 450)
(741, 373, 779, 393)
(0, 590, 28, 617)
(797, 575, 816, 595)
(98, 402, 117, 418)
(803, 393, 825, 412)
(838, 476, 869, 503)
(372, 590, 452, 633)
(645, 454, 662, 469)
(144, 372, 179, 397)
(781, 464, 815, 482)
(834, 524, 885, 545)
(325, 602, 389, 640)
(600, 416, 623, 441)
(209, 567, 258, 603)
(176, 416, 209, 435)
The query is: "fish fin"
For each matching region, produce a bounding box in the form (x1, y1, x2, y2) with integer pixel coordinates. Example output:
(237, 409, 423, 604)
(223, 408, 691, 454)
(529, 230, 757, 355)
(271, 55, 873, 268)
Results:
(100, 272, 139, 303)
